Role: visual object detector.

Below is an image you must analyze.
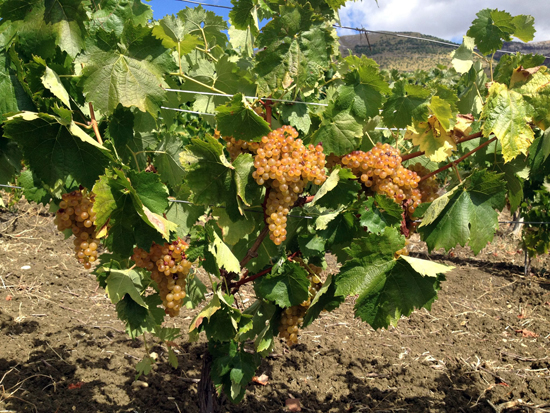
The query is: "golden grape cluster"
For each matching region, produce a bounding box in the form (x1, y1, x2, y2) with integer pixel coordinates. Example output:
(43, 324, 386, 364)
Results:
(224, 136, 260, 161)
(54, 189, 99, 270)
(278, 260, 323, 346)
(340, 143, 422, 216)
(132, 239, 192, 317)
(409, 162, 439, 203)
(253, 126, 327, 245)
(394, 240, 410, 258)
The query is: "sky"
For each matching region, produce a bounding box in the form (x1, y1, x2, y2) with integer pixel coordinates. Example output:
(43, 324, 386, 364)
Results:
(146, 0, 550, 43)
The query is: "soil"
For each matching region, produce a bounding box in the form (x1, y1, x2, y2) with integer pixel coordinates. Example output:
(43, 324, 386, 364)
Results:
(1, 197, 549, 413)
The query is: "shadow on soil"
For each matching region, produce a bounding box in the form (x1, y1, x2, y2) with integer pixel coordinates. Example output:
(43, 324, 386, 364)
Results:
(0, 338, 500, 413)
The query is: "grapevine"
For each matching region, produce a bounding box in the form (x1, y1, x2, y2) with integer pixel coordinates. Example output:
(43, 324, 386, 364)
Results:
(0, 0, 548, 409)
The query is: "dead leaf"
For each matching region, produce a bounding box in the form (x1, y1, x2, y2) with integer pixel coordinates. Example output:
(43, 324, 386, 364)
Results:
(5, 295, 12, 301)
(515, 329, 538, 338)
(286, 398, 301, 412)
(252, 374, 269, 386)
(68, 382, 84, 390)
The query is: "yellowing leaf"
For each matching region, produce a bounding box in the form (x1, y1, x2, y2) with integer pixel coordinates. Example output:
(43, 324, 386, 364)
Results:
(406, 116, 456, 162)
(481, 82, 534, 162)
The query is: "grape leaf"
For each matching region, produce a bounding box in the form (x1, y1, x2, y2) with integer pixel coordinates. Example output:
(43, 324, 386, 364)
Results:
(359, 195, 403, 234)
(382, 80, 430, 129)
(44, 0, 88, 57)
(179, 135, 235, 206)
(280, 103, 312, 134)
(353, 256, 449, 329)
(209, 227, 242, 273)
(229, 0, 259, 36)
(0, 136, 23, 185)
(89, 0, 152, 36)
(511, 14, 536, 43)
(339, 55, 390, 119)
(127, 170, 169, 214)
(418, 170, 506, 254)
(40, 65, 70, 108)
(302, 274, 344, 327)
(76, 23, 173, 115)
(0, 52, 35, 121)
(406, 116, 457, 162)
(213, 207, 258, 246)
(152, 14, 202, 52)
(311, 110, 363, 156)
(105, 268, 148, 307)
(232, 153, 263, 207)
(17, 170, 49, 204)
(177, 5, 228, 49)
(116, 295, 165, 338)
(165, 199, 205, 239)
(467, 9, 515, 56)
(216, 94, 271, 142)
(154, 134, 186, 188)
(210, 340, 260, 403)
(183, 273, 207, 309)
(481, 82, 535, 162)
(3, 112, 110, 188)
(451, 36, 475, 74)
(457, 61, 487, 117)
(254, 261, 310, 308)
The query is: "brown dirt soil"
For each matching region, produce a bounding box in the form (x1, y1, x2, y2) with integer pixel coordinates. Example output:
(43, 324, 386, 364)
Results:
(1, 197, 550, 413)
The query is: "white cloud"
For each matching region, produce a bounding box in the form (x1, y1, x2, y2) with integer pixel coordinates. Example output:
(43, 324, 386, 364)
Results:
(339, 0, 550, 43)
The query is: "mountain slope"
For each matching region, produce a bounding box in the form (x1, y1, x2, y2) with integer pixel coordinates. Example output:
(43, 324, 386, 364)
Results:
(339, 31, 550, 71)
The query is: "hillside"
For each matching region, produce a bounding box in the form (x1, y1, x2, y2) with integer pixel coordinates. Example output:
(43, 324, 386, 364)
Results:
(339, 31, 550, 72)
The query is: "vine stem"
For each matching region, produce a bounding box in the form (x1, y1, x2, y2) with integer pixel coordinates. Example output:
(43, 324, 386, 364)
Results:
(419, 137, 497, 182)
(88, 103, 103, 145)
(239, 225, 269, 268)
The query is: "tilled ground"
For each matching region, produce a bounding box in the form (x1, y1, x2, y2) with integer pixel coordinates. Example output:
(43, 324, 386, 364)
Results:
(1, 198, 549, 413)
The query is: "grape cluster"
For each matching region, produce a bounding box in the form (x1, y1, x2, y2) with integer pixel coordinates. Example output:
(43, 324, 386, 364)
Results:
(252, 126, 327, 245)
(409, 163, 439, 203)
(223, 136, 260, 161)
(54, 189, 99, 270)
(132, 239, 192, 317)
(341, 143, 422, 216)
(278, 260, 323, 346)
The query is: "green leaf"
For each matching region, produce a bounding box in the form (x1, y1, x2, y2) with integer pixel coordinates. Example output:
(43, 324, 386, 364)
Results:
(180, 135, 233, 204)
(153, 14, 202, 52)
(359, 195, 403, 234)
(311, 110, 363, 156)
(154, 134, 186, 188)
(214, 207, 258, 246)
(188, 292, 222, 338)
(128, 171, 169, 214)
(457, 61, 487, 117)
(451, 36, 475, 74)
(135, 356, 154, 380)
(254, 261, 310, 308)
(229, 0, 259, 36)
(353, 257, 448, 329)
(17, 170, 49, 205)
(43, 0, 88, 57)
(3, 112, 110, 188)
(209, 229, 242, 273)
(116, 294, 165, 338)
(280, 103, 311, 134)
(183, 273, 207, 309)
(210, 340, 260, 403)
(232, 153, 263, 207)
(165, 196, 205, 239)
(481, 82, 535, 162)
(41, 65, 70, 108)
(511, 15, 536, 43)
(382, 80, 430, 129)
(89, 0, 153, 36)
(177, 5, 228, 49)
(216, 93, 271, 142)
(467, 9, 514, 56)
(105, 268, 148, 307)
(0, 52, 35, 122)
(334, 227, 405, 298)
(76, 23, 173, 115)
(302, 274, 344, 327)
(418, 170, 506, 254)
(168, 347, 178, 369)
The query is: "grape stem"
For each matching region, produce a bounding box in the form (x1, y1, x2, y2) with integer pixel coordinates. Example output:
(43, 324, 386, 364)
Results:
(419, 137, 498, 182)
(88, 103, 103, 145)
